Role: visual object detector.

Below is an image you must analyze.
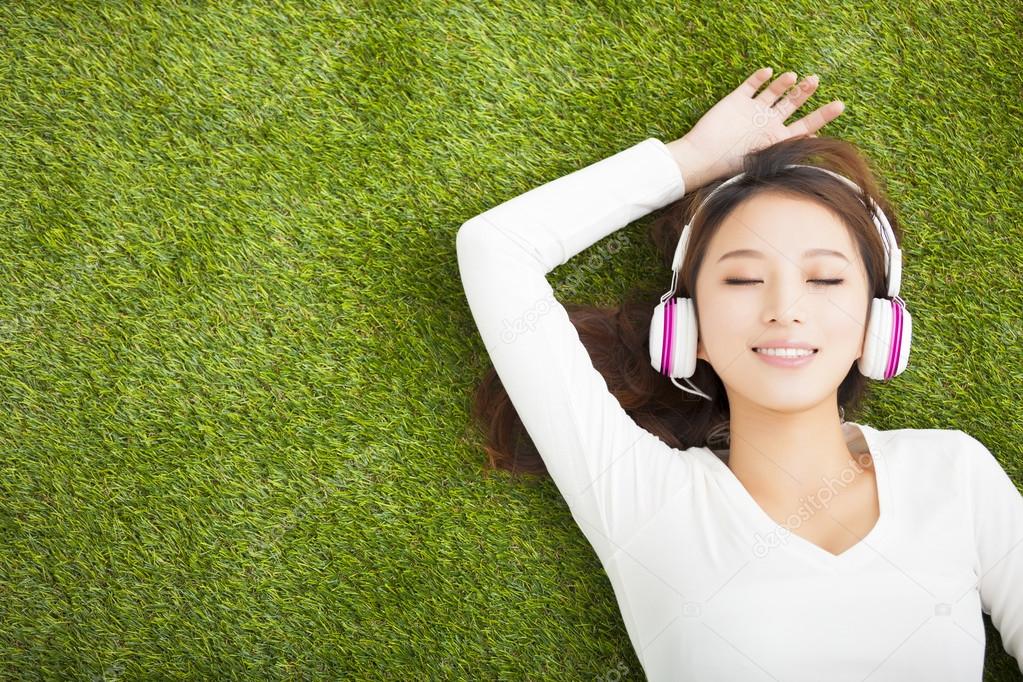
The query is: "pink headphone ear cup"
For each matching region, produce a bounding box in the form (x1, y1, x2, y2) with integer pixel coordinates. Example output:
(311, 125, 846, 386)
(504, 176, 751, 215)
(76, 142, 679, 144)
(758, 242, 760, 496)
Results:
(858, 297, 912, 380)
(649, 297, 699, 378)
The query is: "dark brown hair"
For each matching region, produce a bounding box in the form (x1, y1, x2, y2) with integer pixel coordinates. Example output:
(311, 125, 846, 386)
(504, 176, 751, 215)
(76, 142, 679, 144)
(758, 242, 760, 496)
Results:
(469, 135, 902, 477)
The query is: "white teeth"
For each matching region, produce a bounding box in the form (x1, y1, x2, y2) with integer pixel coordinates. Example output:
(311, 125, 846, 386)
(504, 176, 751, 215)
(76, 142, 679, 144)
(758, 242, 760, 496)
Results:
(754, 347, 816, 357)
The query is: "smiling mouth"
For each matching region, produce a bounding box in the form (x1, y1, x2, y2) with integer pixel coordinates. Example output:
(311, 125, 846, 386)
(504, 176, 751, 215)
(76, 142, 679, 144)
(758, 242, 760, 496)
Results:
(751, 348, 820, 354)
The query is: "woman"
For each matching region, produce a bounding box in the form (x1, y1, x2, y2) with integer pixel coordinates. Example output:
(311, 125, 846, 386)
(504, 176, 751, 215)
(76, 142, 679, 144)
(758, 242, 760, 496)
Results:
(456, 67, 1022, 680)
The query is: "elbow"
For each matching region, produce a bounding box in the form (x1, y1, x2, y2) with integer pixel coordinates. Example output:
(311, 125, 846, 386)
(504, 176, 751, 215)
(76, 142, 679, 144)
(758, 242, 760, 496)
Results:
(457, 216, 487, 246)
(456, 215, 494, 259)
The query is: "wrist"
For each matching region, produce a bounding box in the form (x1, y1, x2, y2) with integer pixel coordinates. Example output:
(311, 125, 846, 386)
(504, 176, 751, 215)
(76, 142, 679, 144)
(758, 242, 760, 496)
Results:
(664, 136, 708, 193)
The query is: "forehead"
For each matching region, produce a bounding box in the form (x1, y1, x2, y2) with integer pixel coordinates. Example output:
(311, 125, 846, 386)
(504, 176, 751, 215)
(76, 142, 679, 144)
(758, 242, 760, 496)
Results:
(707, 190, 858, 265)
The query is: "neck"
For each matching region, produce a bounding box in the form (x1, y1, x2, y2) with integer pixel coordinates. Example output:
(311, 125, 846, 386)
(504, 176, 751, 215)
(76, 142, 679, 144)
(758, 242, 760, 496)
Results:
(722, 402, 867, 499)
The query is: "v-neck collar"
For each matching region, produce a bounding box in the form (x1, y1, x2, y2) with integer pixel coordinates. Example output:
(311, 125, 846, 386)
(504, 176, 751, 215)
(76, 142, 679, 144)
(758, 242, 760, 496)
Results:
(695, 420, 893, 568)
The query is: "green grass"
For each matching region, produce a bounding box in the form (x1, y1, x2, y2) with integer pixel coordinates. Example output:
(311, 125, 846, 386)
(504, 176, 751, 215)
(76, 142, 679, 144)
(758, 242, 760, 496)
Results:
(1, 0, 1021, 679)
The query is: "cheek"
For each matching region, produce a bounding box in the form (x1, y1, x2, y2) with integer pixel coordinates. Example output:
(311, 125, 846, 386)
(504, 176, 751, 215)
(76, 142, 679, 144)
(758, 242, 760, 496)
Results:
(820, 289, 871, 345)
(696, 301, 751, 358)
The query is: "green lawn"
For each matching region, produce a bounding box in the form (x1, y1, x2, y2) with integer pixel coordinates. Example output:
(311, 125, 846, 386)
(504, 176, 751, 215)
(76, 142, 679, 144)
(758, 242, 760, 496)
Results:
(1, 1, 1021, 679)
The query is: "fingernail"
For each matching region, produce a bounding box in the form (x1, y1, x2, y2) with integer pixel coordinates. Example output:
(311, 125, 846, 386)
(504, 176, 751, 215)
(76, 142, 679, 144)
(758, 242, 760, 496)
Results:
(808, 74, 819, 82)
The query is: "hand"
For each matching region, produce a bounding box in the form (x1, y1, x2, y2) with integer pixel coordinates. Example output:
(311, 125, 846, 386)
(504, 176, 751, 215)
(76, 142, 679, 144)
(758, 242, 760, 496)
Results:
(665, 67, 846, 191)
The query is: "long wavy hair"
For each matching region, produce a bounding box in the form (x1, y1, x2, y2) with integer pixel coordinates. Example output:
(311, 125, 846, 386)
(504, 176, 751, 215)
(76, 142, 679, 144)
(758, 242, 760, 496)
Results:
(469, 135, 902, 477)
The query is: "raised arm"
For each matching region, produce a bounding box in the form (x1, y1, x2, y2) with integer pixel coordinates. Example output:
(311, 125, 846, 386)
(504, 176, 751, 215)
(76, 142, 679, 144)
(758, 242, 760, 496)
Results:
(456, 138, 695, 564)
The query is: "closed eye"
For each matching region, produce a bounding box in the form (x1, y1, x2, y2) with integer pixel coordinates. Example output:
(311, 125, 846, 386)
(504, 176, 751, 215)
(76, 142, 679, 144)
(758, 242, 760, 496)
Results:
(724, 278, 845, 286)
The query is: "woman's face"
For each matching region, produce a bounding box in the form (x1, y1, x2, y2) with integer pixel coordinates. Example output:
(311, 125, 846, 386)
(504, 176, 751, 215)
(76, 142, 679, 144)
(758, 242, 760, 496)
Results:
(693, 190, 872, 414)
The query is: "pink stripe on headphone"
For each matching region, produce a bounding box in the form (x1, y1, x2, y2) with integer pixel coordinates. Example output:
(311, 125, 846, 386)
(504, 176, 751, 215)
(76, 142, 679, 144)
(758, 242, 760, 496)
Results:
(885, 299, 903, 379)
(661, 299, 674, 374)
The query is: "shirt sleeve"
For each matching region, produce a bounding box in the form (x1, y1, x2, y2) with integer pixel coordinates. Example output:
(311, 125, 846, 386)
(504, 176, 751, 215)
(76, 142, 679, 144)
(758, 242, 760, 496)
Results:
(961, 429, 1023, 672)
(455, 137, 697, 564)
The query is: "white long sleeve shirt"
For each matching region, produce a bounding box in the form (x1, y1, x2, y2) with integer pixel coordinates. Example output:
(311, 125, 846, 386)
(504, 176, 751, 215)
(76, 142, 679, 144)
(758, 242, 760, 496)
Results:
(455, 137, 1023, 680)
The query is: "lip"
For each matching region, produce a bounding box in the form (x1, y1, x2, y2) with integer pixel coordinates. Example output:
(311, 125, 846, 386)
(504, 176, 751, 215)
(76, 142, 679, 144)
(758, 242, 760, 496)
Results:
(752, 347, 819, 368)
(752, 340, 818, 350)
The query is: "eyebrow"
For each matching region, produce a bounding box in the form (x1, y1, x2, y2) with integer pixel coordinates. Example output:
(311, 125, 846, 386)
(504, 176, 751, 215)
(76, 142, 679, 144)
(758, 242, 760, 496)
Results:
(716, 248, 850, 264)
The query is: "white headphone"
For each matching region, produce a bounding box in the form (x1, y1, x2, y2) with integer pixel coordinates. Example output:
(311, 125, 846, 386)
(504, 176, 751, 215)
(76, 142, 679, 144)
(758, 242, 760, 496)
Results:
(648, 165, 912, 400)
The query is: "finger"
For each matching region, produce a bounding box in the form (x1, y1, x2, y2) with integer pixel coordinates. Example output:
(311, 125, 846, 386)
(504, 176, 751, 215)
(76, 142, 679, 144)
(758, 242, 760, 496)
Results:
(755, 70, 798, 105)
(772, 74, 820, 121)
(736, 66, 774, 97)
(785, 100, 846, 138)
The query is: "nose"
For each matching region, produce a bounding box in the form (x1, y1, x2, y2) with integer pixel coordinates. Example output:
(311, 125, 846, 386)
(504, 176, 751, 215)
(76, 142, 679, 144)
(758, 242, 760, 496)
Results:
(761, 274, 808, 325)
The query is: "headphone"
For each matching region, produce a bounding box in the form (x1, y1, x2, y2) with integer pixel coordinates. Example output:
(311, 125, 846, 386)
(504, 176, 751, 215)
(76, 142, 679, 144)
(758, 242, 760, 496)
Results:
(648, 164, 912, 400)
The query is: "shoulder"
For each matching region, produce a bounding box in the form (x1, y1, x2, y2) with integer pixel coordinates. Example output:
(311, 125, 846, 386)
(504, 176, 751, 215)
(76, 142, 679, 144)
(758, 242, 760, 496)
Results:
(947, 428, 1019, 485)
(863, 423, 975, 479)
(861, 421, 965, 455)
(937, 428, 998, 467)
(888, 425, 1010, 483)
(871, 423, 972, 449)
